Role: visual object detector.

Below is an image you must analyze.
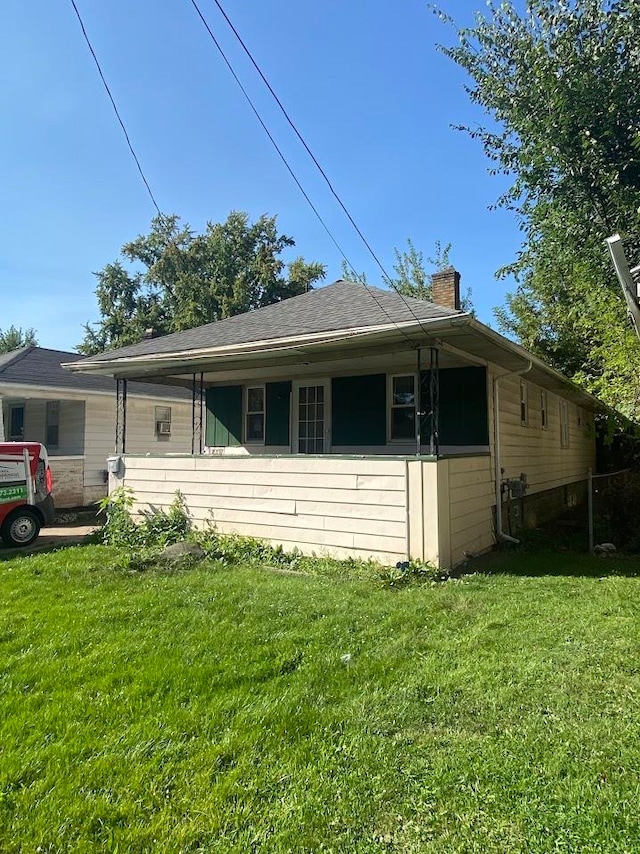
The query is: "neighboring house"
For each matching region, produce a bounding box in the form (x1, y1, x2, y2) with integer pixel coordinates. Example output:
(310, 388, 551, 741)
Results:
(0, 347, 193, 509)
(67, 271, 602, 567)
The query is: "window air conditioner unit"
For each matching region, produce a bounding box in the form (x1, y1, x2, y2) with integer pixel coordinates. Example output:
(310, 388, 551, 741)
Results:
(157, 420, 171, 435)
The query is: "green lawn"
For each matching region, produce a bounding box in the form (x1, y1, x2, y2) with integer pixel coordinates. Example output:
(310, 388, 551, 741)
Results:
(1, 545, 640, 853)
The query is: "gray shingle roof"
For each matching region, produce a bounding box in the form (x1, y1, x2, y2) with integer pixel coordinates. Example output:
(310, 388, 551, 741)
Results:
(0, 347, 190, 399)
(84, 280, 460, 363)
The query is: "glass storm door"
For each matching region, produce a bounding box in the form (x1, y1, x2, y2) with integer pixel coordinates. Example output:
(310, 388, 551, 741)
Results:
(294, 381, 330, 454)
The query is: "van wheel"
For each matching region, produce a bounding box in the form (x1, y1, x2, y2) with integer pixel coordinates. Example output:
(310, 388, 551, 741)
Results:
(1, 509, 41, 547)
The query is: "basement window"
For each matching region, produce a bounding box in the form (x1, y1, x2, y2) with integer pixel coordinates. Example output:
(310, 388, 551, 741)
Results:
(245, 386, 265, 443)
(390, 375, 416, 441)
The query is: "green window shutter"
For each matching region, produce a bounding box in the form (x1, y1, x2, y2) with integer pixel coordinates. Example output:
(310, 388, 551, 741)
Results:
(205, 385, 242, 447)
(265, 382, 291, 446)
(332, 374, 386, 446)
(438, 367, 489, 446)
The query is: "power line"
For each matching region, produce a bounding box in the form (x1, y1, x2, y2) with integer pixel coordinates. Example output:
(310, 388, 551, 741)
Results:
(69, 0, 163, 217)
(208, 0, 394, 285)
(191, 0, 453, 344)
(186, 0, 356, 274)
(187, 0, 421, 344)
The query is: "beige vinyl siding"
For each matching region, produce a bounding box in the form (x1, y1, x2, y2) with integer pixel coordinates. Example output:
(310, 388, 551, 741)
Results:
(22, 399, 45, 445)
(491, 372, 595, 494)
(84, 395, 192, 488)
(445, 456, 495, 566)
(56, 401, 85, 454)
(118, 454, 411, 564)
(15, 399, 85, 454)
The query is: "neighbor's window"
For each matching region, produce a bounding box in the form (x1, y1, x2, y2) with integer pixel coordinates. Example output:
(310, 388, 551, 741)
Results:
(560, 399, 569, 448)
(46, 401, 60, 447)
(540, 389, 548, 430)
(155, 406, 172, 437)
(245, 386, 265, 443)
(9, 405, 24, 441)
(390, 375, 416, 441)
(520, 380, 529, 426)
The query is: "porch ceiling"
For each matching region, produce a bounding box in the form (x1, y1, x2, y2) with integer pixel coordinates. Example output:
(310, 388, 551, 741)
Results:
(64, 315, 604, 411)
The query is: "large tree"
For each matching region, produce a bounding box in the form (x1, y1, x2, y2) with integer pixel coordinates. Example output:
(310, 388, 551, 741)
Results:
(434, 0, 640, 416)
(78, 212, 326, 354)
(0, 326, 37, 353)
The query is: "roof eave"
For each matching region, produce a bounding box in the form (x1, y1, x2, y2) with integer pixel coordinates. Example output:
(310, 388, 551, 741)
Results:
(64, 312, 605, 412)
(63, 316, 468, 378)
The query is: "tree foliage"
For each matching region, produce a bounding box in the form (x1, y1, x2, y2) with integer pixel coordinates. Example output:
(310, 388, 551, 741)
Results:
(78, 212, 326, 354)
(342, 239, 473, 310)
(433, 0, 640, 416)
(0, 326, 38, 353)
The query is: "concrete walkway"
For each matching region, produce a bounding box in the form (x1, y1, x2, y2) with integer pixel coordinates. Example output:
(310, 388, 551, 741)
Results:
(0, 520, 100, 558)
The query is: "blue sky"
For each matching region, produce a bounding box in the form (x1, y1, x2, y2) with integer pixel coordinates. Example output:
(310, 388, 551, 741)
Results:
(2, 0, 523, 352)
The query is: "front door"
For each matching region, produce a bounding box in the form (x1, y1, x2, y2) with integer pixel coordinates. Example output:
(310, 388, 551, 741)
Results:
(293, 380, 330, 454)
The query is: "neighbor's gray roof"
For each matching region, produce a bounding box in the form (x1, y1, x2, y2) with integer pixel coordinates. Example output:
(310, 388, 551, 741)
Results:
(0, 347, 190, 399)
(83, 281, 460, 363)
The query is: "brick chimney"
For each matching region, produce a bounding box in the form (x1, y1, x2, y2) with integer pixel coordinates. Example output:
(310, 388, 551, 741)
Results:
(431, 267, 461, 311)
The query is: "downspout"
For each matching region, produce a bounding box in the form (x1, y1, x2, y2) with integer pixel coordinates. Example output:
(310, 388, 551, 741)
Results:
(493, 361, 532, 545)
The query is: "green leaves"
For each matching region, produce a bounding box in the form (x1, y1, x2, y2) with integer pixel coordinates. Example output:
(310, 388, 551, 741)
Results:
(435, 0, 640, 417)
(0, 325, 37, 353)
(78, 212, 326, 354)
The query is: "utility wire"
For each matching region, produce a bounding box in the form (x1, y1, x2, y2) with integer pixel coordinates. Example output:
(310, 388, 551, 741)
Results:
(187, 0, 424, 345)
(69, 0, 163, 217)
(186, 0, 356, 275)
(192, 0, 451, 344)
(208, 0, 394, 286)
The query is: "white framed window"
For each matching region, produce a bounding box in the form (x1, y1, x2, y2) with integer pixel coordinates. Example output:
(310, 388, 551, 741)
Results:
(520, 380, 529, 426)
(389, 374, 416, 441)
(46, 401, 60, 447)
(245, 386, 265, 443)
(560, 399, 569, 448)
(155, 405, 172, 437)
(540, 389, 548, 430)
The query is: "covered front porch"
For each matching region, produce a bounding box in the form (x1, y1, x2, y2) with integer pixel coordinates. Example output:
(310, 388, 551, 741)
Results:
(110, 452, 494, 568)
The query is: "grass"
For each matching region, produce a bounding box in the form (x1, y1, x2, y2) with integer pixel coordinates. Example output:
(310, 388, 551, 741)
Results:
(1, 544, 640, 852)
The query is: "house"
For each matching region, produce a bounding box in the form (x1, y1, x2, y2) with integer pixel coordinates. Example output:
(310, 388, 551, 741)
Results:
(66, 271, 601, 567)
(0, 347, 193, 509)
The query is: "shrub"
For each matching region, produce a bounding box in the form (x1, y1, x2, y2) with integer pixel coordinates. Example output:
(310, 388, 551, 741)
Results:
(97, 489, 450, 583)
(97, 486, 141, 548)
(98, 489, 191, 550)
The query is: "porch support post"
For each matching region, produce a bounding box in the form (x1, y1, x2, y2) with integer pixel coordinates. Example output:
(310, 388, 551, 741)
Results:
(199, 373, 204, 453)
(415, 348, 422, 455)
(429, 347, 439, 457)
(115, 378, 128, 454)
(406, 459, 449, 568)
(0, 395, 4, 442)
(191, 372, 204, 455)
